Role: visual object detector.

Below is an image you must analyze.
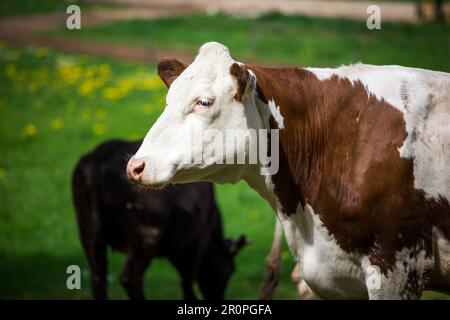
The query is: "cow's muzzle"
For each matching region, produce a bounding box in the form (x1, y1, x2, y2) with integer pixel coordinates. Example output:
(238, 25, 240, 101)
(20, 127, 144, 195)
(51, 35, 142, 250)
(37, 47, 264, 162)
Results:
(126, 158, 145, 183)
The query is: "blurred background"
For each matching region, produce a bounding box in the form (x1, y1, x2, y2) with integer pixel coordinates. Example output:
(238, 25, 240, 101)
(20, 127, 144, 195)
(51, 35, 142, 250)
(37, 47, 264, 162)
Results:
(0, 0, 449, 299)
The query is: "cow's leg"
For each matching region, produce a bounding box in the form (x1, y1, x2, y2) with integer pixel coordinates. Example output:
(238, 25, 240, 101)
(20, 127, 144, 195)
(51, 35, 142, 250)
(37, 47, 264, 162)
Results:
(120, 239, 159, 300)
(170, 259, 197, 300)
(181, 276, 196, 300)
(291, 263, 317, 300)
(76, 208, 107, 300)
(169, 251, 200, 300)
(81, 236, 108, 300)
(72, 164, 108, 300)
(258, 219, 283, 300)
(120, 248, 154, 300)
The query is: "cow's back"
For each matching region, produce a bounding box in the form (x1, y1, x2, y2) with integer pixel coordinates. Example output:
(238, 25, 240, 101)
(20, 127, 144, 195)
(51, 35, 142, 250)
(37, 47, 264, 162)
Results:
(306, 64, 450, 203)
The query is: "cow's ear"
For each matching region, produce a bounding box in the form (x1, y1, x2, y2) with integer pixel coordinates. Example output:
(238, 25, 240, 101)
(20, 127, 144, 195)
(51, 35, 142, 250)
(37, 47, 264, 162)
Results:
(227, 235, 251, 256)
(157, 59, 187, 88)
(229, 63, 257, 101)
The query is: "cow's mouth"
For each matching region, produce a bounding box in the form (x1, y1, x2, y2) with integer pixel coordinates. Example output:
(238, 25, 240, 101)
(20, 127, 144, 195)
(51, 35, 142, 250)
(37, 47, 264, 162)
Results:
(133, 180, 168, 190)
(145, 182, 167, 190)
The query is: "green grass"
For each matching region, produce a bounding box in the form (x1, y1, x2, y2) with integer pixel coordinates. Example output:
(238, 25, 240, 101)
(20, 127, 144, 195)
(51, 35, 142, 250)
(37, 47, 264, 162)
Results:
(0, 44, 297, 299)
(0, 0, 84, 17)
(53, 12, 450, 71)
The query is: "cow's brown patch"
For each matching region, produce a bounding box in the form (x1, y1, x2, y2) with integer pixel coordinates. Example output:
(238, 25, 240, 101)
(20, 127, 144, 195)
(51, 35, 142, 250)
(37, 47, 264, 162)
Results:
(231, 64, 450, 276)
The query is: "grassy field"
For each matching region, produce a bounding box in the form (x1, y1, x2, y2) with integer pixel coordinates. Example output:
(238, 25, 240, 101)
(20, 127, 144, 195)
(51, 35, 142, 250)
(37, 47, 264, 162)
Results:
(54, 12, 450, 71)
(0, 0, 82, 17)
(1, 10, 450, 299)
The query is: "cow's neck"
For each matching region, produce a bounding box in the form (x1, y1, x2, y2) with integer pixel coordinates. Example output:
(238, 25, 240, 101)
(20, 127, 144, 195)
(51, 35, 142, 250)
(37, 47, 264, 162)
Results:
(245, 66, 332, 215)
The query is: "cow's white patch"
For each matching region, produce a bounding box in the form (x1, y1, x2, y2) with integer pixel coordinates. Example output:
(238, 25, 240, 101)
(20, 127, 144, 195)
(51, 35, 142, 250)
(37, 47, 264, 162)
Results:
(268, 99, 284, 129)
(274, 200, 368, 299)
(367, 244, 432, 299)
(306, 65, 450, 203)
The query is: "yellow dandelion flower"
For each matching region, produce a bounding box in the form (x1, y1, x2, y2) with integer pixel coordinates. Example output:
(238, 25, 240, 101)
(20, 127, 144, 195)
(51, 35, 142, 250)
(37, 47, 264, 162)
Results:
(281, 250, 290, 261)
(28, 82, 38, 93)
(34, 47, 48, 58)
(117, 78, 135, 96)
(92, 123, 105, 136)
(249, 211, 260, 221)
(85, 66, 96, 78)
(103, 88, 122, 100)
(157, 96, 166, 108)
(6, 64, 15, 78)
(78, 79, 95, 96)
(57, 61, 82, 85)
(129, 133, 141, 140)
(99, 64, 110, 75)
(23, 123, 37, 137)
(50, 118, 64, 131)
(141, 103, 153, 115)
(142, 76, 164, 89)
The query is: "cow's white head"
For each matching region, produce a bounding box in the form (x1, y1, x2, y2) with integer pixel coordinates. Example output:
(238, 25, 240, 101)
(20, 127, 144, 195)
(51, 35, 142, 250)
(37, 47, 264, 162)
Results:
(127, 42, 275, 189)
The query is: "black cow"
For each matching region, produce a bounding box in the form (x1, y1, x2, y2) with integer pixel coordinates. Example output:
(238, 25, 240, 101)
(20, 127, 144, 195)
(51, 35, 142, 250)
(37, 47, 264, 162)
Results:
(71, 140, 248, 300)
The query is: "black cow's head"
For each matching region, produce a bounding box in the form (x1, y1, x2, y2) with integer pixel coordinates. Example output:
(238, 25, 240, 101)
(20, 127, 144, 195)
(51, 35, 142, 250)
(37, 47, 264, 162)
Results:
(198, 235, 250, 300)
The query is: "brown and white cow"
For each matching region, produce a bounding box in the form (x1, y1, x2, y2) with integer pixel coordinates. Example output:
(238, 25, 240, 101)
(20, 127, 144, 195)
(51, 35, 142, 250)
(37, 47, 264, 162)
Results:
(127, 42, 450, 299)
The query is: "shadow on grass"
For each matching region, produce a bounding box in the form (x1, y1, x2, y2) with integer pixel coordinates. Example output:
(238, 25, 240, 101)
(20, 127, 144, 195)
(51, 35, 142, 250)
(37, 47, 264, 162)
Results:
(0, 250, 93, 299)
(1, 250, 448, 300)
(0, 249, 188, 299)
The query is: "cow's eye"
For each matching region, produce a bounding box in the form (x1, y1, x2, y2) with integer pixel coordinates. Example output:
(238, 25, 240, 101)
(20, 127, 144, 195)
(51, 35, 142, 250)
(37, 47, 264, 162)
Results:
(196, 98, 214, 107)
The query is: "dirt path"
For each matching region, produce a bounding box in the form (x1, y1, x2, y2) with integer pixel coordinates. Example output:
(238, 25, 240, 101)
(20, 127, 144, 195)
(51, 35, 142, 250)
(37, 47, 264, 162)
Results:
(0, 1, 433, 65)
(88, 0, 421, 22)
(0, 7, 199, 64)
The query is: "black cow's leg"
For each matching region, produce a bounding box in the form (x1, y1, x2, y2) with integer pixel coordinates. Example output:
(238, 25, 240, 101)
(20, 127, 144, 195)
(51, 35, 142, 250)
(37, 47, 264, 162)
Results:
(181, 276, 196, 300)
(73, 163, 108, 300)
(80, 235, 107, 300)
(120, 244, 157, 300)
(170, 257, 198, 300)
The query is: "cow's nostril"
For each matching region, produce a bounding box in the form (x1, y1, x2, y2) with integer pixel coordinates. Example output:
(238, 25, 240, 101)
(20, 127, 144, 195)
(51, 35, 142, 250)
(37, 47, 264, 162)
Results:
(127, 159, 145, 182)
(133, 161, 145, 176)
